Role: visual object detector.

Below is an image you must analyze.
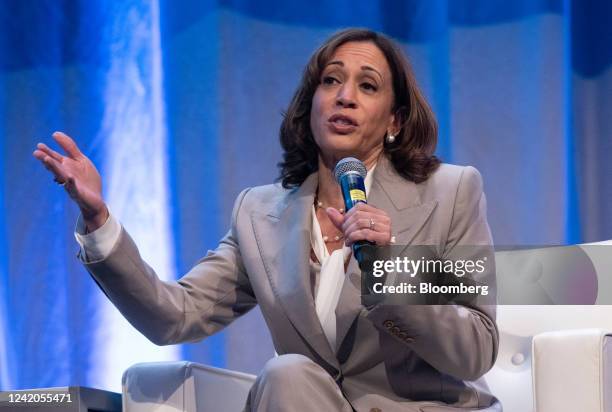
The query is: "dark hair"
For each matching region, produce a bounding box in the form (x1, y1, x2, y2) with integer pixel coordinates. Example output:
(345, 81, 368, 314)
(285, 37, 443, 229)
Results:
(278, 28, 440, 188)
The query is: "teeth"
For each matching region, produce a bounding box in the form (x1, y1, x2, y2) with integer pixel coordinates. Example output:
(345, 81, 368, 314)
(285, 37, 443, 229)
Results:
(334, 118, 352, 125)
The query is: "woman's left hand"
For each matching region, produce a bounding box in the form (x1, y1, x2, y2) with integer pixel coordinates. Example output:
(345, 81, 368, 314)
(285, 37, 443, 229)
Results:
(326, 203, 393, 246)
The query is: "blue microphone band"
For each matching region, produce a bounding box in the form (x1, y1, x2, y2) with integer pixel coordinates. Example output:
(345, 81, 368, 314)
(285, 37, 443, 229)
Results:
(339, 171, 367, 212)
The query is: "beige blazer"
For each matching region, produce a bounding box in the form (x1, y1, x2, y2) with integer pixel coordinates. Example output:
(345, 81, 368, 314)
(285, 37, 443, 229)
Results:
(83, 156, 501, 412)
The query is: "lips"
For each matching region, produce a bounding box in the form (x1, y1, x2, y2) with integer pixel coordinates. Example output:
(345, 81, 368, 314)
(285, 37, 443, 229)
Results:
(328, 113, 358, 134)
(328, 113, 358, 126)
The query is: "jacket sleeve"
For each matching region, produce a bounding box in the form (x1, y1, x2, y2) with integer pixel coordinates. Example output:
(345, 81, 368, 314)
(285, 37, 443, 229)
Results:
(366, 166, 499, 381)
(81, 188, 257, 346)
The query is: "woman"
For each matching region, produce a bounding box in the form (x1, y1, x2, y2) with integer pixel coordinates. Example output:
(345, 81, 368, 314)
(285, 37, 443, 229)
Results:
(33, 29, 500, 411)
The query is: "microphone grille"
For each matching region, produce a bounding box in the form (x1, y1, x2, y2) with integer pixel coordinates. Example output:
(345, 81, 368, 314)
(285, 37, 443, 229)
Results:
(334, 157, 367, 184)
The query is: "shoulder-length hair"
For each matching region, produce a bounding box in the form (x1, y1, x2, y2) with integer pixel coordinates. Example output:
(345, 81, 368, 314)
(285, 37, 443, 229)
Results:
(278, 28, 440, 188)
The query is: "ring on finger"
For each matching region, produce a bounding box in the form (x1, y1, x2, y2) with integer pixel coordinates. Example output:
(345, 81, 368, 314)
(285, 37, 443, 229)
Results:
(53, 177, 66, 186)
(369, 218, 375, 230)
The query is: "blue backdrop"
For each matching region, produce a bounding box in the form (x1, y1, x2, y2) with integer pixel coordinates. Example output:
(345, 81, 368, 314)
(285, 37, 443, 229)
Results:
(1, 0, 610, 392)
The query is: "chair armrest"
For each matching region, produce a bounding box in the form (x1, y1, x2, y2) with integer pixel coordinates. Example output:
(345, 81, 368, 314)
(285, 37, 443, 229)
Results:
(532, 328, 612, 412)
(122, 361, 257, 412)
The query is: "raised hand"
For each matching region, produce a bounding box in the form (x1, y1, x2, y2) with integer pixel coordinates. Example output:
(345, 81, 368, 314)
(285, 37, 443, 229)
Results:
(33, 131, 108, 231)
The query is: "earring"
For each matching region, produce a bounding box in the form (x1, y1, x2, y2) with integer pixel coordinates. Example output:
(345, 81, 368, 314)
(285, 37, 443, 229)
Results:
(386, 133, 396, 144)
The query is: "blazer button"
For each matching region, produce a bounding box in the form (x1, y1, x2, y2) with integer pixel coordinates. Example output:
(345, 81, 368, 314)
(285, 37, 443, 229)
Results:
(398, 331, 407, 339)
(391, 326, 401, 334)
(404, 336, 415, 343)
(370, 408, 382, 412)
(383, 320, 394, 328)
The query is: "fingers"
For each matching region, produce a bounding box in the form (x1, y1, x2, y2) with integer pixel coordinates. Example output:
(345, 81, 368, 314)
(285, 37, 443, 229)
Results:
(342, 205, 390, 233)
(33, 151, 69, 183)
(344, 221, 391, 246)
(347, 202, 380, 214)
(344, 217, 390, 238)
(52, 131, 83, 159)
(325, 207, 345, 230)
(345, 228, 389, 246)
(36, 142, 64, 163)
(342, 203, 392, 246)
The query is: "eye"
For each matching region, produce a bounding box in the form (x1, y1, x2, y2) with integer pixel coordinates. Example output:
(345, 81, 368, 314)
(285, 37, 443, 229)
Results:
(361, 82, 378, 92)
(322, 75, 340, 85)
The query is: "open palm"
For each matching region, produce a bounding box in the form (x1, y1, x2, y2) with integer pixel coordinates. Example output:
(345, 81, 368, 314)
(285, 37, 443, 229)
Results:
(33, 131, 107, 228)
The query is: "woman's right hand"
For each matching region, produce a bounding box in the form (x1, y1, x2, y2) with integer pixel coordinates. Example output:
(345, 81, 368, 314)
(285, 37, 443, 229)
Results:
(33, 131, 108, 232)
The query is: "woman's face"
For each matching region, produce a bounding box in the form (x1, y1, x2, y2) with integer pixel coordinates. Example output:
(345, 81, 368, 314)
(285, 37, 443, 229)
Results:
(310, 41, 397, 167)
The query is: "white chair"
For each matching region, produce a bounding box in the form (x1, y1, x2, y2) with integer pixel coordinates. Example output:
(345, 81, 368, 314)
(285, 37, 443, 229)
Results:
(122, 361, 256, 412)
(122, 241, 612, 412)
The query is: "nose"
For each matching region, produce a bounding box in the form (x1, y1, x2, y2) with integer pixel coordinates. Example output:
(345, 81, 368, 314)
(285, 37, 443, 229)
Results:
(336, 83, 357, 109)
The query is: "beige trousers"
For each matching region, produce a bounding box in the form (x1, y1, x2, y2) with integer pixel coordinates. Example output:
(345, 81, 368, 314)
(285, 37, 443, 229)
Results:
(245, 354, 354, 412)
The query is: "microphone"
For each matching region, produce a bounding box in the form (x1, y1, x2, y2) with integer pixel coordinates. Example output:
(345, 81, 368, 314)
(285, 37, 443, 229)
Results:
(333, 157, 374, 266)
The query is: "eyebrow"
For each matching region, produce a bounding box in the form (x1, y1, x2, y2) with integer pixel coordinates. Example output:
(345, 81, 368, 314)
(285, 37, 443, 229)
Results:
(326, 60, 384, 81)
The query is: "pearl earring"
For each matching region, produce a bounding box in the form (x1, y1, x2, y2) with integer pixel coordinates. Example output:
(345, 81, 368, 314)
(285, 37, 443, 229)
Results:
(386, 133, 396, 144)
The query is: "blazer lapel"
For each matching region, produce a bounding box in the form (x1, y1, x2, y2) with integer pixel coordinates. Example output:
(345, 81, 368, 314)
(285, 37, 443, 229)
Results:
(335, 157, 438, 353)
(250, 173, 340, 371)
(369, 156, 438, 246)
(335, 254, 363, 356)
